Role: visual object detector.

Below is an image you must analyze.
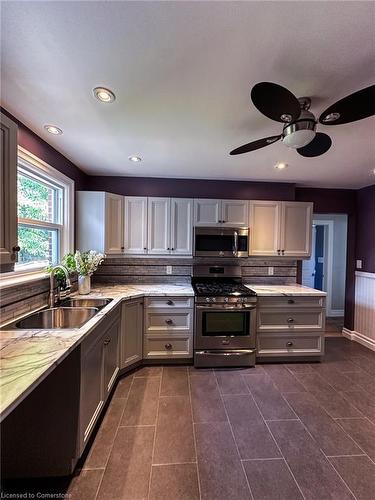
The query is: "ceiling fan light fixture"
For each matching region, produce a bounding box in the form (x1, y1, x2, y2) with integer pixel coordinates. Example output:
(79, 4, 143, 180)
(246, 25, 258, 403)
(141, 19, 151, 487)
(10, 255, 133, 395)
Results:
(282, 110, 317, 148)
(280, 113, 293, 123)
(322, 112, 340, 123)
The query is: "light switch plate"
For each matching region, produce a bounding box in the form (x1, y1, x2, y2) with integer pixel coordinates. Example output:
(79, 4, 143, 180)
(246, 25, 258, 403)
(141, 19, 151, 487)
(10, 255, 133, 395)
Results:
(166, 265, 172, 275)
(356, 260, 363, 269)
(268, 267, 274, 276)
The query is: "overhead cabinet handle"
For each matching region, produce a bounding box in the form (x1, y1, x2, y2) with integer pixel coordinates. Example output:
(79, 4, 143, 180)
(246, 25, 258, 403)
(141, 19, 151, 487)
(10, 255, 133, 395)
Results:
(286, 341, 294, 347)
(165, 319, 173, 325)
(287, 317, 294, 323)
(104, 338, 111, 345)
(165, 343, 172, 350)
(167, 300, 174, 306)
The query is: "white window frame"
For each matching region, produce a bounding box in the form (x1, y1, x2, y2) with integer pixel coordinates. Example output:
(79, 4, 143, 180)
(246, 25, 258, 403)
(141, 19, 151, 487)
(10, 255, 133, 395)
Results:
(1, 147, 74, 280)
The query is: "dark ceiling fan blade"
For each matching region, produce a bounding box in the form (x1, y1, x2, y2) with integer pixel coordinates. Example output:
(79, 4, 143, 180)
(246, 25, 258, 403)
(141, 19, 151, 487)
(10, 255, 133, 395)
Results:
(251, 82, 301, 123)
(230, 135, 281, 155)
(297, 132, 332, 157)
(319, 85, 375, 125)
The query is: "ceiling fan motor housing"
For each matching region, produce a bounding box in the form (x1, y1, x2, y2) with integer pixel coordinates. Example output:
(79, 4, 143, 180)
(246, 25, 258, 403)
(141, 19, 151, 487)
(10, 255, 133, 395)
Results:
(282, 109, 317, 148)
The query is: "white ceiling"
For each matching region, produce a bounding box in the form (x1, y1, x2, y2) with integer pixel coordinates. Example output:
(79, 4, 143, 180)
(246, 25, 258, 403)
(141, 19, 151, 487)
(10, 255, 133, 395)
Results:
(1, 1, 375, 188)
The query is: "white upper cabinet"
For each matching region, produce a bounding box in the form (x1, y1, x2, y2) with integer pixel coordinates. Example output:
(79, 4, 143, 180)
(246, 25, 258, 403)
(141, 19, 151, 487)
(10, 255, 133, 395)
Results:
(194, 199, 248, 227)
(147, 197, 171, 254)
(221, 200, 249, 227)
(170, 198, 193, 255)
(194, 199, 221, 226)
(249, 201, 281, 256)
(280, 201, 313, 257)
(123, 196, 148, 254)
(0, 113, 18, 266)
(105, 193, 124, 254)
(249, 200, 312, 258)
(77, 191, 123, 254)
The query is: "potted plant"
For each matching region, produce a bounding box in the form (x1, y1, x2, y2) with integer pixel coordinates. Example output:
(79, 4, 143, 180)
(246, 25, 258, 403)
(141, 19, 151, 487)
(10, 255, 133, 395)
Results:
(47, 250, 104, 295)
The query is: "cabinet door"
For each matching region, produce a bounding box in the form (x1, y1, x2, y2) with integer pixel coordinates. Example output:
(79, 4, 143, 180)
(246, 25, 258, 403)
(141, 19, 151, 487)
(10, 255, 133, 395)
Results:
(0, 113, 18, 266)
(170, 198, 193, 255)
(148, 197, 171, 254)
(103, 319, 120, 395)
(124, 196, 148, 254)
(280, 202, 313, 257)
(121, 300, 143, 368)
(80, 336, 104, 448)
(194, 199, 221, 226)
(221, 200, 248, 227)
(249, 201, 281, 256)
(105, 193, 124, 254)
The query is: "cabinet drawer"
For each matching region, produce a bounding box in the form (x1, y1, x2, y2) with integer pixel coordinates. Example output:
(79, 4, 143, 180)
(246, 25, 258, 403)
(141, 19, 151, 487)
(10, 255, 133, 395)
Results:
(145, 310, 193, 333)
(144, 335, 193, 359)
(257, 333, 323, 357)
(145, 296, 194, 309)
(257, 309, 324, 332)
(258, 296, 325, 309)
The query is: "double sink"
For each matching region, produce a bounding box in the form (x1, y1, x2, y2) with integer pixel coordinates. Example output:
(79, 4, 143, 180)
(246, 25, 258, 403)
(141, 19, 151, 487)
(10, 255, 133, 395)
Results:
(6, 298, 113, 330)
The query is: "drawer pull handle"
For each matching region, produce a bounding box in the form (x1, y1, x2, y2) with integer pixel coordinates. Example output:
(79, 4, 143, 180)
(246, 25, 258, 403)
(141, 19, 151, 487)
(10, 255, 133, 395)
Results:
(167, 300, 174, 306)
(165, 343, 172, 350)
(287, 299, 295, 304)
(286, 341, 293, 347)
(165, 319, 173, 325)
(104, 338, 111, 345)
(287, 317, 294, 323)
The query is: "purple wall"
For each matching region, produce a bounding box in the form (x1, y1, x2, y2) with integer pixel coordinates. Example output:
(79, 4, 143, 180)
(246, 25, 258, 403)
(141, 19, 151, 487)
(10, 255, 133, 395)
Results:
(356, 184, 375, 273)
(1, 107, 88, 190)
(85, 176, 295, 200)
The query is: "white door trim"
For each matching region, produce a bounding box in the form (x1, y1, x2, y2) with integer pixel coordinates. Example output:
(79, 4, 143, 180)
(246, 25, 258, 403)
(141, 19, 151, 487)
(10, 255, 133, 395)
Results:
(313, 219, 334, 316)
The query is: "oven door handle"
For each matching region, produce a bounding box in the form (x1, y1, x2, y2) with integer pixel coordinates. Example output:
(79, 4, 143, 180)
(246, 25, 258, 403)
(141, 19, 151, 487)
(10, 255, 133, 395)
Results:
(195, 305, 256, 310)
(195, 350, 256, 356)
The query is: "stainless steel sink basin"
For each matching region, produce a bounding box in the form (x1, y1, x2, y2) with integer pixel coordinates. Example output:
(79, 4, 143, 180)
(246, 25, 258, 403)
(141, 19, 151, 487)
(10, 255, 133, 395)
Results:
(59, 297, 113, 309)
(15, 307, 98, 329)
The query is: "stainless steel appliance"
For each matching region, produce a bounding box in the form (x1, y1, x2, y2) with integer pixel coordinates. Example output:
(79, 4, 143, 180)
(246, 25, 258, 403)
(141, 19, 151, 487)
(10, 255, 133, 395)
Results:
(194, 227, 249, 257)
(192, 265, 257, 367)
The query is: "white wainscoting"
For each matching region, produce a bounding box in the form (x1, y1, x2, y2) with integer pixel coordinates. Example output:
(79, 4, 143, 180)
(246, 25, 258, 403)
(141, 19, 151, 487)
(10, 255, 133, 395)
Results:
(342, 271, 375, 351)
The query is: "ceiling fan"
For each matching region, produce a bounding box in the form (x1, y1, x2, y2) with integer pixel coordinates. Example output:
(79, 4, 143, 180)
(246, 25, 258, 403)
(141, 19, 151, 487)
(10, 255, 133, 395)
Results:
(230, 82, 375, 157)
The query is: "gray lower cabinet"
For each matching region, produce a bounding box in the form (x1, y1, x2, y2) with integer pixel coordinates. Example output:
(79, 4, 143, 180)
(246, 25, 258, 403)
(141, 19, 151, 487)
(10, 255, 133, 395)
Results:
(120, 299, 143, 369)
(256, 296, 326, 360)
(79, 309, 120, 454)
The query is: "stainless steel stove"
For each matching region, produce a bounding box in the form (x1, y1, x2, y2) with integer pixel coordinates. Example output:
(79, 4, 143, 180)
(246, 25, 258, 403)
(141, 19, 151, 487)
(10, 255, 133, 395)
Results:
(192, 265, 257, 368)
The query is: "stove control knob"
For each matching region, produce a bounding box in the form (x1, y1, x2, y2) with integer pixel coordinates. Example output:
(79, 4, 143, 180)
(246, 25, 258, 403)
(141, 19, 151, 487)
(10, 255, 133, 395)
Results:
(224, 297, 229, 303)
(212, 297, 216, 302)
(205, 297, 211, 303)
(243, 297, 247, 303)
(237, 298, 242, 303)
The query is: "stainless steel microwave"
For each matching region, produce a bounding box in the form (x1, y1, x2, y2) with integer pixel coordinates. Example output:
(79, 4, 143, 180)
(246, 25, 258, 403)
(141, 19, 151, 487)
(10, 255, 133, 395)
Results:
(194, 227, 249, 257)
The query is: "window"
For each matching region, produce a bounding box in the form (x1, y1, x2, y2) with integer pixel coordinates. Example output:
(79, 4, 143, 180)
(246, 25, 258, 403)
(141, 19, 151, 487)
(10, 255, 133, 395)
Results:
(15, 147, 74, 273)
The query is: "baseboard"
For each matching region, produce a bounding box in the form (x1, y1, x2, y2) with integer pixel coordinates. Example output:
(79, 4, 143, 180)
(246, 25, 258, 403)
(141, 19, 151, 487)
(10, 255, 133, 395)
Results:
(327, 310, 344, 317)
(342, 328, 375, 352)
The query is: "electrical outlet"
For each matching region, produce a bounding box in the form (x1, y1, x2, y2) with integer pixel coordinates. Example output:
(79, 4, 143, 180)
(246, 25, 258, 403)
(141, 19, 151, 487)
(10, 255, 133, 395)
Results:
(268, 266, 274, 276)
(356, 260, 363, 269)
(166, 265, 172, 275)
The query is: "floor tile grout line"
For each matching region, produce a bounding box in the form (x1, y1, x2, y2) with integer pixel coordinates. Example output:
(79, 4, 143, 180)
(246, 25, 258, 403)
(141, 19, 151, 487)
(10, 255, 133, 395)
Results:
(333, 418, 375, 467)
(152, 461, 197, 466)
(188, 368, 202, 500)
(325, 455, 360, 500)
(324, 454, 367, 458)
(147, 367, 163, 500)
(241, 372, 307, 500)
(93, 372, 136, 500)
(213, 370, 254, 500)
(240, 457, 284, 462)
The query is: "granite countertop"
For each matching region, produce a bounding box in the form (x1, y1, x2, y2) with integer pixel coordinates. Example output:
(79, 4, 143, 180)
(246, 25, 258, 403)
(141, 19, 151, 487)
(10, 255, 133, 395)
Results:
(246, 284, 327, 296)
(0, 283, 194, 422)
(0, 282, 324, 421)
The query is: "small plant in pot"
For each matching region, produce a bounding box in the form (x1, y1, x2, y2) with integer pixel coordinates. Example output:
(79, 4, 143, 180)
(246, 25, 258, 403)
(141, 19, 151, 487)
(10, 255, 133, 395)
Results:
(47, 250, 105, 295)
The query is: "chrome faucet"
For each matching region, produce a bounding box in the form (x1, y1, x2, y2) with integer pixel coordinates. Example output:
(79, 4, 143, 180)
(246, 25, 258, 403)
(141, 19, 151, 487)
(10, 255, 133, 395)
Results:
(49, 265, 71, 308)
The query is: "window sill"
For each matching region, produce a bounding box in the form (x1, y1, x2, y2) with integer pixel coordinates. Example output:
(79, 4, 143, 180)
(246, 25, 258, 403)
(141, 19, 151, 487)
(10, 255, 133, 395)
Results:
(0, 269, 49, 289)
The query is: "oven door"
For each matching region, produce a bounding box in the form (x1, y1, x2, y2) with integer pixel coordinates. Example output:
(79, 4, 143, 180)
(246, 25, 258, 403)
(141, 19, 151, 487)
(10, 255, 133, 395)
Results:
(195, 305, 256, 350)
(194, 227, 248, 257)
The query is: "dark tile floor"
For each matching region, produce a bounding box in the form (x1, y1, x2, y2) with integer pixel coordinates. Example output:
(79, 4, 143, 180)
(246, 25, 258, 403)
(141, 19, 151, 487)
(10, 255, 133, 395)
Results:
(3, 338, 375, 500)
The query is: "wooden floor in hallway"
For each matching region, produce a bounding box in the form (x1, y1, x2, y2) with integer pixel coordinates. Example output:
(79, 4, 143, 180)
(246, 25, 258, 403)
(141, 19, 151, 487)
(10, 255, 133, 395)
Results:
(3, 337, 375, 500)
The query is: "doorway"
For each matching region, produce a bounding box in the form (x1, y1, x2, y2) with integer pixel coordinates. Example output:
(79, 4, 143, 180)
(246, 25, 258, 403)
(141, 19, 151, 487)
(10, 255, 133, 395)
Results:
(302, 214, 348, 332)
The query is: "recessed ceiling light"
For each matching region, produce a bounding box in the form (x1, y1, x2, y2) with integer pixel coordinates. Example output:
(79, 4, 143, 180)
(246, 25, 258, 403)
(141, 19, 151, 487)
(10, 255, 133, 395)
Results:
(93, 87, 116, 103)
(128, 155, 142, 162)
(274, 162, 288, 170)
(44, 125, 63, 135)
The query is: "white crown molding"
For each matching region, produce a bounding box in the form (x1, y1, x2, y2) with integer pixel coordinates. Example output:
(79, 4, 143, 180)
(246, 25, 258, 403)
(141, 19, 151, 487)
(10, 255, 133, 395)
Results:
(355, 271, 375, 279)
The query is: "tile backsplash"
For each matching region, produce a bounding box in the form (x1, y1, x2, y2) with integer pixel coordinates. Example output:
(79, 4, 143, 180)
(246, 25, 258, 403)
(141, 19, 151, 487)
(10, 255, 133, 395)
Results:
(0, 257, 297, 325)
